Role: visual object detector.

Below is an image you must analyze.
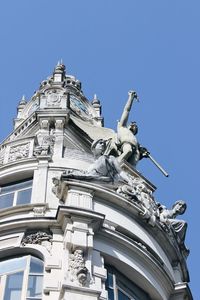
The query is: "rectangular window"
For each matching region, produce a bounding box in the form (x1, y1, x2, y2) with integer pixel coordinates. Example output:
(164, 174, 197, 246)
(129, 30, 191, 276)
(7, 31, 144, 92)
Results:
(4, 271, 24, 300)
(0, 179, 32, 209)
(0, 256, 43, 300)
(106, 267, 151, 300)
(27, 275, 43, 298)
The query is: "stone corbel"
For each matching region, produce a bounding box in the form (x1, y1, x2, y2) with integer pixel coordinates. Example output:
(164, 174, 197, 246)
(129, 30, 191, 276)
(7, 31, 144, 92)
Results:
(40, 119, 50, 131)
(52, 178, 68, 203)
(55, 118, 65, 131)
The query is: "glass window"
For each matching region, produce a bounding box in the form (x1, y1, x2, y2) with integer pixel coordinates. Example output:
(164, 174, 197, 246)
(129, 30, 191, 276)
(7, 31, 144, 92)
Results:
(0, 179, 32, 209)
(0, 255, 43, 300)
(4, 271, 24, 300)
(0, 193, 14, 209)
(105, 267, 151, 300)
(17, 189, 32, 205)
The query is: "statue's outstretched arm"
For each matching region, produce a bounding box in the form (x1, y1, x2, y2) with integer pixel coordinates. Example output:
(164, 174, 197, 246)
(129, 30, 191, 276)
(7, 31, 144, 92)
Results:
(119, 90, 138, 126)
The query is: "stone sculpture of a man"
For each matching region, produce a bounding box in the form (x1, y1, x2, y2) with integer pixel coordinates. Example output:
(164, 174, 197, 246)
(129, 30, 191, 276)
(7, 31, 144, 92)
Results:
(117, 90, 148, 166)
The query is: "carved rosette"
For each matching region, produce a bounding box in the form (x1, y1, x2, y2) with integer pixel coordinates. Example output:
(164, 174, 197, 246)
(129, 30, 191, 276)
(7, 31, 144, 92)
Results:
(68, 249, 89, 286)
(46, 90, 61, 107)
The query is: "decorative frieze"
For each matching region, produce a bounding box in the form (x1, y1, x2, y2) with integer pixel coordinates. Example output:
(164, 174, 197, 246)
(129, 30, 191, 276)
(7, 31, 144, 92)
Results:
(8, 142, 30, 162)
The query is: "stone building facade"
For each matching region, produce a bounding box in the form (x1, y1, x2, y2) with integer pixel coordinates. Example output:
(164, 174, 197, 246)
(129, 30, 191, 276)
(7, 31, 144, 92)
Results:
(0, 64, 192, 300)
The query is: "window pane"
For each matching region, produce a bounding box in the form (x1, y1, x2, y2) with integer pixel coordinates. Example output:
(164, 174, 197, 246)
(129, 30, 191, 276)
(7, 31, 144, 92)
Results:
(0, 257, 27, 275)
(30, 257, 44, 274)
(118, 290, 131, 300)
(4, 271, 24, 300)
(0, 193, 14, 209)
(1, 180, 32, 194)
(27, 275, 43, 297)
(17, 188, 32, 205)
(107, 272, 113, 288)
(108, 288, 115, 300)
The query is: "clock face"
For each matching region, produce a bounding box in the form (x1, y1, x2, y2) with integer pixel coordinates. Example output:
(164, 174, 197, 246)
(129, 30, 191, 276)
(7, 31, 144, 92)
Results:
(70, 95, 90, 116)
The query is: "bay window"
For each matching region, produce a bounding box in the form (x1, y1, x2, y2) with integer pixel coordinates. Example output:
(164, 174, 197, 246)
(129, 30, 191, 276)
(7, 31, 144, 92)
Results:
(0, 255, 44, 300)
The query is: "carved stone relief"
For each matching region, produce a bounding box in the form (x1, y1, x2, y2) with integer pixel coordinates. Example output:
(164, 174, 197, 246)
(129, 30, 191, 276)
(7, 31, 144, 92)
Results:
(46, 89, 62, 107)
(22, 231, 53, 253)
(68, 248, 89, 286)
(8, 143, 30, 162)
(33, 206, 46, 217)
(34, 133, 55, 157)
(117, 179, 158, 226)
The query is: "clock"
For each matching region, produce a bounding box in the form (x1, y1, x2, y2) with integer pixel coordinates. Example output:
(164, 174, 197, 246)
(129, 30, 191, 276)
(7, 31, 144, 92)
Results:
(70, 94, 90, 116)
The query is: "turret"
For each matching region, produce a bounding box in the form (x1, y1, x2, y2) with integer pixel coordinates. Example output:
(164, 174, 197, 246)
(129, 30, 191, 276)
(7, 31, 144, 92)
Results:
(13, 95, 27, 129)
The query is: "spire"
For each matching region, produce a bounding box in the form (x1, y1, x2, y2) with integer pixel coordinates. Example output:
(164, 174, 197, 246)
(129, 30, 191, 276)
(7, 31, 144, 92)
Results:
(91, 94, 102, 118)
(18, 95, 27, 111)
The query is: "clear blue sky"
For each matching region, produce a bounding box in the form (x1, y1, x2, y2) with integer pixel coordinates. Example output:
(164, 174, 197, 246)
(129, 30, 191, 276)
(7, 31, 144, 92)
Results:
(0, 1, 199, 298)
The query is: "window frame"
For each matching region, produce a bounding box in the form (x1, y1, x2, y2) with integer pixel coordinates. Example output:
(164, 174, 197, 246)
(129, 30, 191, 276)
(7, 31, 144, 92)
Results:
(105, 266, 151, 300)
(0, 178, 33, 209)
(0, 255, 44, 300)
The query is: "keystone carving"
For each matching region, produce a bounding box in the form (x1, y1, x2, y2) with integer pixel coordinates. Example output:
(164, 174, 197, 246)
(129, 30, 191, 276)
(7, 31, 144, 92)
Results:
(22, 231, 53, 252)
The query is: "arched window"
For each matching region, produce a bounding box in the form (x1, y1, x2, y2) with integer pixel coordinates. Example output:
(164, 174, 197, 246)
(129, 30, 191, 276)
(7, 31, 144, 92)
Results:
(0, 255, 43, 300)
(105, 266, 151, 300)
(0, 179, 32, 210)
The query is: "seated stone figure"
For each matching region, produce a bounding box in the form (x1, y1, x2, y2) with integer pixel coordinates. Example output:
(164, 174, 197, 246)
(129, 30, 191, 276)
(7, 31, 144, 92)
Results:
(159, 200, 187, 244)
(63, 139, 134, 186)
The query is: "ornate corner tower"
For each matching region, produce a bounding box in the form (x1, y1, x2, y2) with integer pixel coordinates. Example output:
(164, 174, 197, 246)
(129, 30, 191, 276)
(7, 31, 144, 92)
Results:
(0, 64, 192, 300)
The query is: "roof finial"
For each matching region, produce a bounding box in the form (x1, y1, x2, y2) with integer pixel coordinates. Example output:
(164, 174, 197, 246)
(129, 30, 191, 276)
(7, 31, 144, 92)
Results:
(19, 95, 27, 105)
(53, 61, 66, 83)
(92, 94, 100, 105)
